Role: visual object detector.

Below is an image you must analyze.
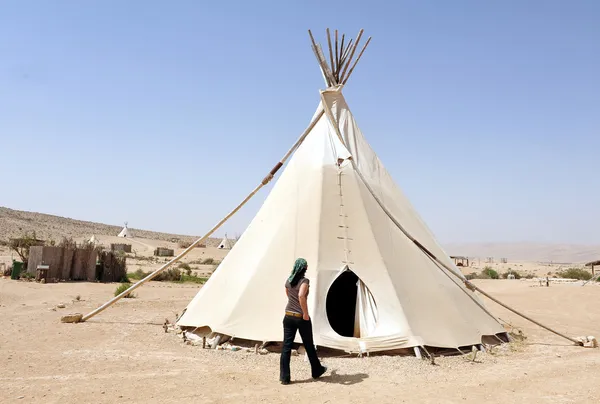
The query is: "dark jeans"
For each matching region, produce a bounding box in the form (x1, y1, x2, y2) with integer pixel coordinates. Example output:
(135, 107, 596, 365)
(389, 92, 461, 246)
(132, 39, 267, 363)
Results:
(279, 315, 325, 382)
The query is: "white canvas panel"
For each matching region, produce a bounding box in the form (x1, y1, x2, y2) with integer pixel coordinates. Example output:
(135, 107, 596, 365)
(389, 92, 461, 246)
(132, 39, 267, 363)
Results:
(177, 88, 506, 353)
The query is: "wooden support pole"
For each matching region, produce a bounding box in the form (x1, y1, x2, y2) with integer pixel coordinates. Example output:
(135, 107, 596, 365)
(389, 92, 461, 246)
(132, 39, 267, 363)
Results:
(339, 39, 353, 69)
(338, 35, 346, 76)
(339, 29, 364, 83)
(326, 28, 335, 77)
(465, 281, 582, 345)
(308, 30, 336, 85)
(78, 108, 326, 323)
(342, 36, 372, 84)
(334, 30, 339, 78)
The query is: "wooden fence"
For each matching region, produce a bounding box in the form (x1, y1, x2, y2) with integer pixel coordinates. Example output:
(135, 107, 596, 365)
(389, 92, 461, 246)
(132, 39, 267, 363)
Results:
(111, 243, 132, 253)
(27, 246, 126, 283)
(154, 247, 174, 257)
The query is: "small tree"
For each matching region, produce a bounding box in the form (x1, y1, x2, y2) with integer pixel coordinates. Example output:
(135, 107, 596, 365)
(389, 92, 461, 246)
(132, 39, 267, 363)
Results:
(8, 231, 43, 266)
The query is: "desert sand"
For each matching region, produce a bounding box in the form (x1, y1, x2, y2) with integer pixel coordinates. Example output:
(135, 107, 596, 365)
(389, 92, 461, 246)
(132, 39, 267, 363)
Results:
(1, 278, 599, 404)
(2, 206, 600, 403)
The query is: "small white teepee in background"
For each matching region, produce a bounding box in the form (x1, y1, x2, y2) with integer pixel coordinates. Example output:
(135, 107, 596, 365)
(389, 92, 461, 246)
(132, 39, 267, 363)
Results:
(88, 235, 98, 245)
(118, 222, 133, 238)
(217, 234, 232, 249)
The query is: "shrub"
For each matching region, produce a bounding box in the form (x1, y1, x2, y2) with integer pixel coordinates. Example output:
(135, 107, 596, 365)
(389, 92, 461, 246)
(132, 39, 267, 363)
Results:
(557, 268, 592, 281)
(115, 283, 136, 298)
(127, 269, 148, 281)
(154, 268, 182, 282)
(179, 241, 192, 249)
(501, 271, 522, 279)
(178, 262, 192, 276)
(126, 268, 208, 283)
(481, 267, 499, 279)
(202, 258, 215, 265)
(178, 274, 208, 284)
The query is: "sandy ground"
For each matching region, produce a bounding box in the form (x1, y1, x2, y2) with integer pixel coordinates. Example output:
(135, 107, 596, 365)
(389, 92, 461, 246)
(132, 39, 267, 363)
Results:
(1, 278, 599, 404)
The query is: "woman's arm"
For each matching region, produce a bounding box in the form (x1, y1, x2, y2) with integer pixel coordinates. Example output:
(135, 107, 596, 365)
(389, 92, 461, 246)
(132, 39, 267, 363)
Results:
(299, 282, 310, 320)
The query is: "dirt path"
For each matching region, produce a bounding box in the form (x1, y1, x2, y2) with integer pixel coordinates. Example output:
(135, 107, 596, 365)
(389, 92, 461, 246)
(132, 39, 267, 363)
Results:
(1, 279, 599, 403)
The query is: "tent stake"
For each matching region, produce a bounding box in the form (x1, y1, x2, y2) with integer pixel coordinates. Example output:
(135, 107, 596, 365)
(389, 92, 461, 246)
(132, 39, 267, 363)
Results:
(76, 108, 325, 323)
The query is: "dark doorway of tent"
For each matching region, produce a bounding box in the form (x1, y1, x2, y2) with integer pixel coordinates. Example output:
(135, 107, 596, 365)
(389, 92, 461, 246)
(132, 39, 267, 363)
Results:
(326, 267, 378, 338)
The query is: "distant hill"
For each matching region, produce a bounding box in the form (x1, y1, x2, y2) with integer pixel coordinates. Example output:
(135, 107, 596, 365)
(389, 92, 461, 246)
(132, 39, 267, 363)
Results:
(1, 206, 598, 263)
(0, 206, 222, 247)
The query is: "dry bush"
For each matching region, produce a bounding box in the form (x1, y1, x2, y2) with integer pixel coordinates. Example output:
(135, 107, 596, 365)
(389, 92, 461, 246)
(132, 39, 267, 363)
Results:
(557, 268, 592, 281)
(178, 240, 192, 249)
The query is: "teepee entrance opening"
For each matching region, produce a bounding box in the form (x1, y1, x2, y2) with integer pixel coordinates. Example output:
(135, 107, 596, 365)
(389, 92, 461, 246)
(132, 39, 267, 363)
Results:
(326, 268, 378, 338)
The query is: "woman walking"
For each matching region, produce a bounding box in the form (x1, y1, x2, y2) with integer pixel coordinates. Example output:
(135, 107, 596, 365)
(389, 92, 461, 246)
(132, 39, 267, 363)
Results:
(279, 258, 327, 385)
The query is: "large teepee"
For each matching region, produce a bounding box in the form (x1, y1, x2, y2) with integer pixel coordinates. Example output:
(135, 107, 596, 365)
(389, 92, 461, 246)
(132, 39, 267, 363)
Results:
(176, 29, 507, 353)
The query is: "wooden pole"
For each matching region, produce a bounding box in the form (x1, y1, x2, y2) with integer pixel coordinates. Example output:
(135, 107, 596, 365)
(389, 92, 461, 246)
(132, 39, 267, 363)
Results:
(342, 36, 372, 84)
(466, 282, 583, 344)
(308, 30, 336, 85)
(338, 39, 353, 71)
(334, 30, 339, 79)
(338, 35, 346, 76)
(78, 108, 326, 323)
(326, 28, 335, 78)
(339, 29, 364, 83)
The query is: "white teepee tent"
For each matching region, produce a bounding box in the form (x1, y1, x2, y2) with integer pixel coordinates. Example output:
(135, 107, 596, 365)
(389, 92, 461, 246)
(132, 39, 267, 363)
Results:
(88, 235, 98, 244)
(118, 223, 133, 238)
(217, 235, 232, 249)
(177, 30, 507, 353)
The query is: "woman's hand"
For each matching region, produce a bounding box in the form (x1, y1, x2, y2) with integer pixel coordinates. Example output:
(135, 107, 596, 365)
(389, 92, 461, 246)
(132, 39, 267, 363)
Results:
(303, 313, 310, 321)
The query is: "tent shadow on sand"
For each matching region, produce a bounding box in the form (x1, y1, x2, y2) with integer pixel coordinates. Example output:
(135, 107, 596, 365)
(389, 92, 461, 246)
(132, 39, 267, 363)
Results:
(292, 370, 368, 386)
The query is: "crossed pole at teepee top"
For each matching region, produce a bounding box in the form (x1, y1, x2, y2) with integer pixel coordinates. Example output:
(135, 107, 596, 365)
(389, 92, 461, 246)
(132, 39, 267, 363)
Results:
(68, 29, 588, 349)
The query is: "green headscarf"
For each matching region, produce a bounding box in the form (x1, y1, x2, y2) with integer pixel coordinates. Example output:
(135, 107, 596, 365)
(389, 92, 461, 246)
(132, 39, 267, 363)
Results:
(288, 258, 308, 285)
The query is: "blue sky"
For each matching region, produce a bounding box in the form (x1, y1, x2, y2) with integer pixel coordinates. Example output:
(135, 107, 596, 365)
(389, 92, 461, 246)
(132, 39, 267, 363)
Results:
(1, 1, 598, 244)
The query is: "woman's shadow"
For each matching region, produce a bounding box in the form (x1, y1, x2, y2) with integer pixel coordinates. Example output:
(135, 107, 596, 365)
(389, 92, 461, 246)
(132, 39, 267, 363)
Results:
(293, 369, 368, 385)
